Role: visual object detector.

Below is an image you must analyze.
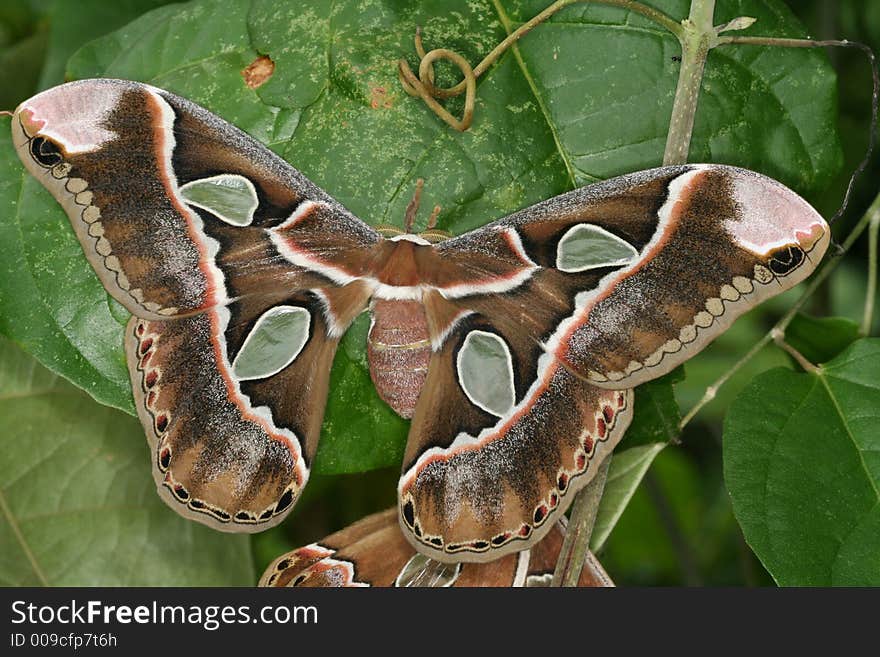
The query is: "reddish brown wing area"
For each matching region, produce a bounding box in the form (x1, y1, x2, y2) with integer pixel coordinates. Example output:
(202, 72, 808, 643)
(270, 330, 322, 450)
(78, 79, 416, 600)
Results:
(11, 79, 360, 319)
(550, 166, 829, 388)
(258, 508, 612, 587)
(399, 343, 633, 562)
(126, 289, 344, 532)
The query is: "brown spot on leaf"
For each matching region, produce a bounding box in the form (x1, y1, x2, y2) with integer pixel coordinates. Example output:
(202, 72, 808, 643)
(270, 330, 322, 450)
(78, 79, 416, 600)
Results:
(242, 55, 275, 89)
(369, 85, 393, 110)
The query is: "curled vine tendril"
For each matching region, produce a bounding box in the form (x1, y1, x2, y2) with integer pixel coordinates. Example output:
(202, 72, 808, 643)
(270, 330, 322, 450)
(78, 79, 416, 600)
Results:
(397, 28, 476, 132)
(396, 0, 683, 131)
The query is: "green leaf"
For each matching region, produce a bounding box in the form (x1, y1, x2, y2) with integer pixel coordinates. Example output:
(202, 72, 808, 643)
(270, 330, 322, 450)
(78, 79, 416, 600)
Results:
(504, 0, 841, 191)
(592, 442, 666, 551)
(316, 314, 408, 474)
(593, 367, 683, 548)
(724, 339, 880, 585)
(0, 336, 254, 586)
(625, 366, 684, 447)
(0, 22, 47, 109)
(785, 313, 861, 365)
(598, 447, 761, 585)
(1, 0, 841, 475)
(39, 0, 175, 89)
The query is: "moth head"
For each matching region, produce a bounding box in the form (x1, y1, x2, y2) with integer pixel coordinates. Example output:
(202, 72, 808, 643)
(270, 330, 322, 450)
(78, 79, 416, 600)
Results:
(378, 177, 451, 243)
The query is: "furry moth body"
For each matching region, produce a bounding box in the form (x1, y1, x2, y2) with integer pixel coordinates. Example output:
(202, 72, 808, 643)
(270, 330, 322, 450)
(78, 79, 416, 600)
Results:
(12, 79, 829, 562)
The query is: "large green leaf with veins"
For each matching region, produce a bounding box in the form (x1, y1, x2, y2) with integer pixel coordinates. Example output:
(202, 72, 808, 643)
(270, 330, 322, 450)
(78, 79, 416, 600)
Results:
(0, 336, 254, 586)
(724, 339, 880, 585)
(0, 0, 841, 482)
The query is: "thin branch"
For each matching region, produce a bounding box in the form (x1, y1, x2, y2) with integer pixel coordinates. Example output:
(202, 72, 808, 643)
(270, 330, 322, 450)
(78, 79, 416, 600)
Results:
(861, 203, 879, 336)
(553, 0, 717, 586)
(771, 328, 819, 374)
(551, 456, 611, 586)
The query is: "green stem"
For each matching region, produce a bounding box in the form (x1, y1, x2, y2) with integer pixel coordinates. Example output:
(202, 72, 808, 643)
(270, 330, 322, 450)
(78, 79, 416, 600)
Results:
(718, 36, 854, 48)
(681, 189, 880, 429)
(772, 328, 819, 374)
(663, 0, 715, 165)
(551, 456, 611, 586)
(586, 0, 683, 36)
(862, 203, 879, 336)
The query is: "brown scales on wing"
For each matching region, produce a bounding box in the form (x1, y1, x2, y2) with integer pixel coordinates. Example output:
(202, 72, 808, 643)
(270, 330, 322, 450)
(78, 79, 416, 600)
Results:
(259, 508, 613, 587)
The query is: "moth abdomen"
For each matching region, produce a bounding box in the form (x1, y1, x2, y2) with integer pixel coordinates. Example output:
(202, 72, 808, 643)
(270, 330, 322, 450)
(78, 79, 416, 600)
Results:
(367, 299, 431, 418)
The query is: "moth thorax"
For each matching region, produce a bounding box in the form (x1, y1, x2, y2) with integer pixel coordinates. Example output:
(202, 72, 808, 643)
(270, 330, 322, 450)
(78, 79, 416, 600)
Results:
(367, 300, 431, 419)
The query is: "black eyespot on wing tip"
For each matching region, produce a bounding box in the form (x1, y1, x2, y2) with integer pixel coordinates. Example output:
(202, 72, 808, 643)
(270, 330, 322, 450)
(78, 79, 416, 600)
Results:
(30, 136, 63, 167)
(768, 244, 806, 276)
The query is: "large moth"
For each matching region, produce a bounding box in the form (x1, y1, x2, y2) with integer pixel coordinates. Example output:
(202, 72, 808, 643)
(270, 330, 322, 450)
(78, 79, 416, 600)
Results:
(12, 79, 828, 563)
(259, 508, 612, 587)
